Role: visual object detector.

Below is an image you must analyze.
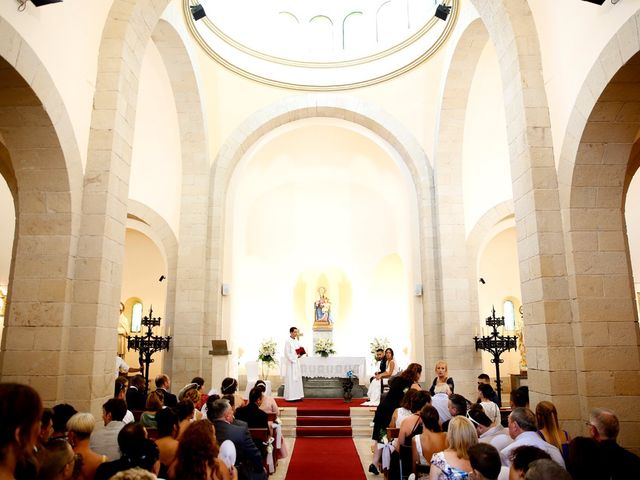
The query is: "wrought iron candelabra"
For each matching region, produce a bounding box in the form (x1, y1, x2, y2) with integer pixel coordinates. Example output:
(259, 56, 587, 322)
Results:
(127, 306, 171, 396)
(473, 307, 518, 405)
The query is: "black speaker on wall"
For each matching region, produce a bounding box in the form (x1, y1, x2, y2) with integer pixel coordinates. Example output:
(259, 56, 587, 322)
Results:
(31, 0, 63, 6)
(581, 0, 606, 5)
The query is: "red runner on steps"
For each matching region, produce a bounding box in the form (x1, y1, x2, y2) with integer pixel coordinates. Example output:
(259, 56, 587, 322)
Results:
(284, 437, 366, 480)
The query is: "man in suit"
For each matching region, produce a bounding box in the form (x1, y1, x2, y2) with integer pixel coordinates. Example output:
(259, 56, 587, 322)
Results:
(154, 373, 177, 407)
(126, 375, 147, 411)
(588, 408, 640, 479)
(235, 387, 269, 456)
(235, 387, 268, 429)
(208, 398, 267, 480)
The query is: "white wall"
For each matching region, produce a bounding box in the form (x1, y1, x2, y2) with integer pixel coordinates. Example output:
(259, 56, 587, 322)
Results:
(129, 41, 182, 238)
(528, 0, 640, 166)
(463, 40, 512, 236)
(626, 171, 640, 312)
(0, 178, 13, 288)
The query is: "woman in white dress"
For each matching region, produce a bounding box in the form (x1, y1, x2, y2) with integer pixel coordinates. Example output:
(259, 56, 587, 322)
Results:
(362, 348, 398, 406)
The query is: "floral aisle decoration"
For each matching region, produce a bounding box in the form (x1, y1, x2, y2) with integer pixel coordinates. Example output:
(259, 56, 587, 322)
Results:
(370, 337, 390, 361)
(257, 338, 278, 380)
(314, 338, 336, 358)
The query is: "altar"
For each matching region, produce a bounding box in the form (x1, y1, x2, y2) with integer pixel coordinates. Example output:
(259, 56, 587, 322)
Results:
(279, 356, 367, 398)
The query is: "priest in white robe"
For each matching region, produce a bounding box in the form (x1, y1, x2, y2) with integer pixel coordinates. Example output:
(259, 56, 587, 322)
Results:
(284, 327, 304, 401)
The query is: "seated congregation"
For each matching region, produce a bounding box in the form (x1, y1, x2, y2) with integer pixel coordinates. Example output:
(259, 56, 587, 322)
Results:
(1, 359, 638, 480)
(0, 373, 287, 480)
(365, 360, 640, 480)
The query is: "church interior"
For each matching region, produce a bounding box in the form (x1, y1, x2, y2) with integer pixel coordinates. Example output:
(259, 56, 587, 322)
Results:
(0, 0, 639, 477)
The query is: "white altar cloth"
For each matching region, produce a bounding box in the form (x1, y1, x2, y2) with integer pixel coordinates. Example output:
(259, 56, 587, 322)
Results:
(280, 356, 366, 378)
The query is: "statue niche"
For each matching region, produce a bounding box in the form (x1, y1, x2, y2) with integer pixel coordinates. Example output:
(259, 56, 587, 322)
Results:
(313, 287, 333, 331)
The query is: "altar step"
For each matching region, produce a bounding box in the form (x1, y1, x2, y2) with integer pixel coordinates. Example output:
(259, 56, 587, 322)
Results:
(280, 403, 375, 438)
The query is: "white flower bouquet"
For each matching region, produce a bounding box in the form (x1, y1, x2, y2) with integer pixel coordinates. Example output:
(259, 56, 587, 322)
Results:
(314, 338, 336, 357)
(258, 338, 278, 380)
(370, 337, 390, 360)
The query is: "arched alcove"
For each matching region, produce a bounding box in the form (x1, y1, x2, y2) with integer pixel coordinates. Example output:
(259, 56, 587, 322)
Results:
(224, 118, 419, 376)
(121, 227, 169, 379)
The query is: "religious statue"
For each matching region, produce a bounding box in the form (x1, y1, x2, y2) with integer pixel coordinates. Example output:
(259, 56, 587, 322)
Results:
(117, 302, 130, 357)
(517, 305, 527, 370)
(313, 287, 333, 331)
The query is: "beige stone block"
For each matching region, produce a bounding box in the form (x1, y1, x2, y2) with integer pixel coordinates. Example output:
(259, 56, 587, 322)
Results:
(4, 326, 36, 350)
(578, 297, 635, 322)
(10, 301, 65, 327)
(575, 275, 604, 296)
(597, 230, 626, 251)
(581, 346, 640, 371)
(581, 370, 615, 396)
(602, 143, 632, 165)
(602, 274, 635, 298)
(547, 347, 576, 370)
(582, 122, 638, 143)
(2, 350, 60, 375)
(29, 375, 60, 404)
(38, 279, 69, 302)
(540, 276, 569, 301)
(608, 321, 640, 346)
(32, 326, 64, 350)
(614, 371, 640, 396)
(570, 187, 597, 208)
(573, 251, 628, 275)
(573, 321, 608, 347)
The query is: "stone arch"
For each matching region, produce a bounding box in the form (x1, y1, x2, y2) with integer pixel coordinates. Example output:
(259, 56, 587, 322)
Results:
(556, 14, 640, 446)
(434, 17, 491, 394)
(126, 199, 178, 333)
(199, 94, 437, 388)
(466, 0, 575, 421)
(467, 200, 516, 276)
(151, 19, 209, 383)
(0, 21, 83, 403)
(74, 0, 171, 411)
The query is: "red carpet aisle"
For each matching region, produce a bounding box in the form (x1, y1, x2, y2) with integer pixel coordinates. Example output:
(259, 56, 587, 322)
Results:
(284, 438, 367, 480)
(278, 398, 369, 479)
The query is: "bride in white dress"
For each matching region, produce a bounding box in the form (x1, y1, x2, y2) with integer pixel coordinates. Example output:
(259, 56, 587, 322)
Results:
(362, 348, 399, 406)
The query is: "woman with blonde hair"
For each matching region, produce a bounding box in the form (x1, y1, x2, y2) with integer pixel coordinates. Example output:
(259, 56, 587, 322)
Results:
(535, 401, 570, 460)
(428, 360, 454, 396)
(429, 416, 478, 479)
(66, 413, 107, 480)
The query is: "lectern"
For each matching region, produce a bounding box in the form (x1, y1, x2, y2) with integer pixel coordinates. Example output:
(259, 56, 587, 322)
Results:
(209, 340, 231, 394)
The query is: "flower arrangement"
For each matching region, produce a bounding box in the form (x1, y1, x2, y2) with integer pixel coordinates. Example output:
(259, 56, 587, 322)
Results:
(314, 338, 336, 357)
(370, 337, 390, 360)
(257, 338, 278, 365)
(258, 338, 278, 379)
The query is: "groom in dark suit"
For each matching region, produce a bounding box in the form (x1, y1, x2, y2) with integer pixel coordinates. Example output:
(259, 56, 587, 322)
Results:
(208, 398, 267, 480)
